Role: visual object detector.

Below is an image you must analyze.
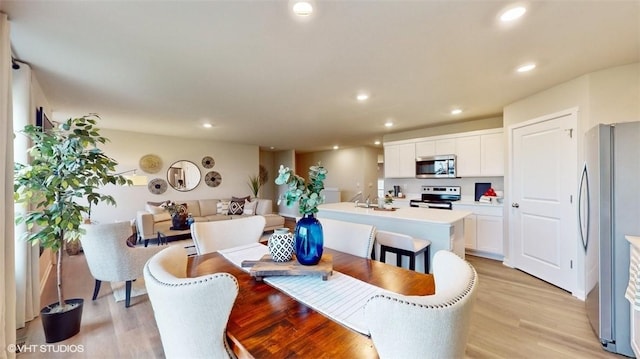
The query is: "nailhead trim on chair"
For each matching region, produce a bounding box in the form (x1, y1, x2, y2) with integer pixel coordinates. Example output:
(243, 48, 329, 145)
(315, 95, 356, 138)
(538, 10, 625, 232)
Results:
(365, 260, 477, 309)
(145, 269, 240, 291)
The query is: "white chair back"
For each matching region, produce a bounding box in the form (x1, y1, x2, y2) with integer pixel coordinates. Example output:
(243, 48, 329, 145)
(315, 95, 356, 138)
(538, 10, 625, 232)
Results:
(191, 216, 266, 255)
(80, 221, 159, 282)
(144, 246, 238, 359)
(364, 250, 478, 359)
(318, 218, 376, 258)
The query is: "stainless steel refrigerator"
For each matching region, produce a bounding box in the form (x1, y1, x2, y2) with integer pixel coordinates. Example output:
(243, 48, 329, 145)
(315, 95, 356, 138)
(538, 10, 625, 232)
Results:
(581, 122, 640, 357)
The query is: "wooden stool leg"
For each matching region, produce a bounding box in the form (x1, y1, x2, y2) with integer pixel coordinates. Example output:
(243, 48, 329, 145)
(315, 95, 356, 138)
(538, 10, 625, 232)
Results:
(409, 254, 416, 270)
(380, 246, 387, 264)
(396, 251, 402, 267)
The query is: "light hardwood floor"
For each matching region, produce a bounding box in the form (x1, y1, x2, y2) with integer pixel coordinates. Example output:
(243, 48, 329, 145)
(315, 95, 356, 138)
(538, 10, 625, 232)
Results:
(20, 245, 623, 358)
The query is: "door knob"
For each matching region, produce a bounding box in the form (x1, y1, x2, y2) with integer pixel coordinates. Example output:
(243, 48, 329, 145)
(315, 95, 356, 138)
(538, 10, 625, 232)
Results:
(512, 203, 520, 208)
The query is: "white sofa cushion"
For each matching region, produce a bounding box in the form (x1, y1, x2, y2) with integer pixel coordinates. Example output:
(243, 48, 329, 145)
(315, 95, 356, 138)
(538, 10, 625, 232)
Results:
(182, 200, 200, 217)
(199, 199, 219, 216)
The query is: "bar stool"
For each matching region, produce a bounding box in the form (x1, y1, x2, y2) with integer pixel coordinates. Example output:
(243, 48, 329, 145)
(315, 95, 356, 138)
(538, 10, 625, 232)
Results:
(376, 230, 431, 273)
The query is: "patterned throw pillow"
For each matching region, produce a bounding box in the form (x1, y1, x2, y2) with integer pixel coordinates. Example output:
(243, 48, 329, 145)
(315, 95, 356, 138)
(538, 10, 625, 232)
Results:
(229, 196, 250, 215)
(217, 200, 230, 215)
(243, 199, 258, 215)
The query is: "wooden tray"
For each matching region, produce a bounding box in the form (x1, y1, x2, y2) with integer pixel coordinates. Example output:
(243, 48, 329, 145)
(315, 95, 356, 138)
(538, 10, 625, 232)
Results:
(373, 207, 396, 211)
(241, 254, 333, 281)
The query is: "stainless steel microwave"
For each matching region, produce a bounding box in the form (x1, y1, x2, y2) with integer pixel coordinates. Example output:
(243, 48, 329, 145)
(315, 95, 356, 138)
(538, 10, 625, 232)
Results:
(415, 155, 457, 178)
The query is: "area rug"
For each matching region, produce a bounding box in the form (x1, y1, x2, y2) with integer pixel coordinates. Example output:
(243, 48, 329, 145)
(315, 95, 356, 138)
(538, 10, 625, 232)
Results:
(111, 279, 148, 302)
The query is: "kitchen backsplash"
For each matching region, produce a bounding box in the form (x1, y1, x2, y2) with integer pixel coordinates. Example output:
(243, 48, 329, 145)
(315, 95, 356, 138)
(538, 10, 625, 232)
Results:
(384, 176, 504, 200)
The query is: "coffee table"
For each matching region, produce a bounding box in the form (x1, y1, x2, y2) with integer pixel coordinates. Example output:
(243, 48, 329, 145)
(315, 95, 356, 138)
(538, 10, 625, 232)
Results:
(144, 231, 168, 247)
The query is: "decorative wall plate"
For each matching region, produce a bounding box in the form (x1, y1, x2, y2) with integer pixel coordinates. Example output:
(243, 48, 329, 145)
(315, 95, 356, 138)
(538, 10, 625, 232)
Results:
(202, 156, 215, 169)
(148, 178, 168, 194)
(204, 171, 222, 187)
(140, 154, 162, 174)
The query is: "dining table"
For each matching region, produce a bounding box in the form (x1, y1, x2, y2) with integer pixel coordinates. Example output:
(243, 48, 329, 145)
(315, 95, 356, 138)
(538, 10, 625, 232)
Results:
(187, 246, 435, 358)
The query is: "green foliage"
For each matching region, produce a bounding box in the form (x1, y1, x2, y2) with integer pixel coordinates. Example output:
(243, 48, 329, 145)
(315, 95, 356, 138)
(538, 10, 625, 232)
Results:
(275, 163, 327, 215)
(247, 174, 261, 198)
(14, 114, 130, 308)
(14, 114, 130, 250)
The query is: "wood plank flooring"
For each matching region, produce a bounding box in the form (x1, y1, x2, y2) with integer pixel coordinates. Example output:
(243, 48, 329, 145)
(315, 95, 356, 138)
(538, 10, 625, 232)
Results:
(20, 244, 623, 358)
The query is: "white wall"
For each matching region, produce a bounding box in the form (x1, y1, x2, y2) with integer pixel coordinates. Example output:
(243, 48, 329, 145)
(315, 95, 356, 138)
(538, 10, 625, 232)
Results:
(296, 146, 382, 203)
(90, 129, 259, 224)
(502, 62, 640, 298)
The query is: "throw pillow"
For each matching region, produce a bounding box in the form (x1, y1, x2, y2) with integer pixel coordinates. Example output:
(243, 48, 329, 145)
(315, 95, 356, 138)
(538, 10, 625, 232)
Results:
(243, 199, 258, 215)
(229, 196, 249, 215)
(145, 202, 167, 215)
(217, 200, 230, 215)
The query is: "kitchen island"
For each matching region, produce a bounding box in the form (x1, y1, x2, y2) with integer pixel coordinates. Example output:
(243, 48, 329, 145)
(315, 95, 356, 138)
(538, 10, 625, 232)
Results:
(317, 202, 471, 272)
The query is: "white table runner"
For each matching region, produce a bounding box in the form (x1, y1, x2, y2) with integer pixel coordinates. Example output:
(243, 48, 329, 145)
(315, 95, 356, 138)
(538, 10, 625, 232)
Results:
(218, 243, 384, 335)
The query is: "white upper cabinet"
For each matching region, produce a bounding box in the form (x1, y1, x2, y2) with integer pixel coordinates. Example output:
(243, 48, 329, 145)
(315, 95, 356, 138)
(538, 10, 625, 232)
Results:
(455, 136, 481, 177)
(415, 141, 435, 157)
(384, 143, 415, 178)
(385, 128, 503, 178)
(435, 139, 456, 155)
(480, 132, 504, 176)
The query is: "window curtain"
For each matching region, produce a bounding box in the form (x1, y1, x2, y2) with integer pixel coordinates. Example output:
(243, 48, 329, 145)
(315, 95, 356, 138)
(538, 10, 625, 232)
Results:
(0, 12, 17, 359)
(13, 62, 39, 328)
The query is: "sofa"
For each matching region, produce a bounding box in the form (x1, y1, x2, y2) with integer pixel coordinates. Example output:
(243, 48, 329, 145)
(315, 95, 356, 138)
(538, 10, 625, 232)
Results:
(136, 198, 285, 243)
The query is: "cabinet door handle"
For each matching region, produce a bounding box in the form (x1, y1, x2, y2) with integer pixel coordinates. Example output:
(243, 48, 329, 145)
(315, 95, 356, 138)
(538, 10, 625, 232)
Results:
(511, 203, 520, 208)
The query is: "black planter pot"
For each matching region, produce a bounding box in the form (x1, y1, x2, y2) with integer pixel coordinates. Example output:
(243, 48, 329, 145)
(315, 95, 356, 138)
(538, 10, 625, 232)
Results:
(40, 298, 84, 343)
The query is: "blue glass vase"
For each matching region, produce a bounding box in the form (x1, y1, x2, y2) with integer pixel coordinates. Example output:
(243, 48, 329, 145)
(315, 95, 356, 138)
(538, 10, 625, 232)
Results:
(294, 213, 324, 265)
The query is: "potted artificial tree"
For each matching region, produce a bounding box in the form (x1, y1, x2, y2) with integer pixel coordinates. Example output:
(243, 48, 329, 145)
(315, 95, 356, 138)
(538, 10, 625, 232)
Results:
(14, 114, 130, 343)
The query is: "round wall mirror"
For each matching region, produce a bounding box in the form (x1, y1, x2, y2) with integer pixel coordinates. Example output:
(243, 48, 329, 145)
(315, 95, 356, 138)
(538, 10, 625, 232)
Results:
(167, 160, 201, 192)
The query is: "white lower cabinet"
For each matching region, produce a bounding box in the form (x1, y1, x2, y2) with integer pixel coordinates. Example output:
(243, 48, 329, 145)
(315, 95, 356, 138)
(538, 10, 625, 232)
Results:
(455, 203, 504, 259)
(476, 214, 503, 254)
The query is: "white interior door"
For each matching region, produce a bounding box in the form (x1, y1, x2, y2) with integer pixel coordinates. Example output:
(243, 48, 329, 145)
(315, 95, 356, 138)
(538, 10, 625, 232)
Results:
(510, 110, 577, 292)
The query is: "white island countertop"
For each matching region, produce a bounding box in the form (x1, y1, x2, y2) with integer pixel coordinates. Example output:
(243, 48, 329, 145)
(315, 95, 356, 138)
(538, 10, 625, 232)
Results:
(318, 202, 471, 225)
(317, 202, 472, 271)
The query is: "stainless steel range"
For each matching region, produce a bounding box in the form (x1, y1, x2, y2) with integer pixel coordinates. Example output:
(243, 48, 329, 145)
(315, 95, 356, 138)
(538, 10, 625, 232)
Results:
(409, 185, 461, 210)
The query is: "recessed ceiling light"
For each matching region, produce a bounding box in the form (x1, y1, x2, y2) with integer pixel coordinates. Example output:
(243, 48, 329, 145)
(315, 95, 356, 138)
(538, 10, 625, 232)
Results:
(203, 123, 213, 128)
(374, 140, 381, 145)
(384, 121, 394, 128)
(356, 93, 369, 101)
(500, 6, 526, 22)
(451, 109, 463, 115)
(293, 1, 313, 16)
(333, 145, 339, 150)
(516, 63, 536, 73)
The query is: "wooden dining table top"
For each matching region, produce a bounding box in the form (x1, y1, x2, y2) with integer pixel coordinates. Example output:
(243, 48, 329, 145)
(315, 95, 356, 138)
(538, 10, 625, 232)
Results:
(187, 247, 435, 359)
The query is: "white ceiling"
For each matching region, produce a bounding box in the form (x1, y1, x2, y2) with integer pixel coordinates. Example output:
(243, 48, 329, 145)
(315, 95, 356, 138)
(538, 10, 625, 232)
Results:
(2, 1, 639, 152)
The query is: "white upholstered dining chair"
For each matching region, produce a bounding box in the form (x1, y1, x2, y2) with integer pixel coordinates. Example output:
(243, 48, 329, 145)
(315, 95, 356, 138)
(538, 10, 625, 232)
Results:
(364, 250, 478, 359)
(191, 215, 266, 255)
(144, 245, 239, 359)
(317, 217, 376, 258)
(80, 221, 163, 307)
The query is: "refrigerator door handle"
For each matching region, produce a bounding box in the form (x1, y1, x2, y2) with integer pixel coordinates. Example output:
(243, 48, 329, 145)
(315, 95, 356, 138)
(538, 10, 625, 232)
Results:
(578, 163, 590, 251)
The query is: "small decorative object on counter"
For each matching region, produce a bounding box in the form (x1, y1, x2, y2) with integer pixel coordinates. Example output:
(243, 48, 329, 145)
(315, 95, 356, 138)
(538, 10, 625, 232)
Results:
(384, 193, 394, 209)
(268, 228, 294, 262)
(186, 213, 194, 227)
